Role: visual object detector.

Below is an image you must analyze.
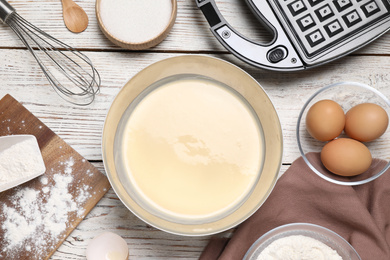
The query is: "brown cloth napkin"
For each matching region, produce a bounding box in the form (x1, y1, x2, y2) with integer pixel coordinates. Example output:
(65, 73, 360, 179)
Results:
(200, 153, 390, 260)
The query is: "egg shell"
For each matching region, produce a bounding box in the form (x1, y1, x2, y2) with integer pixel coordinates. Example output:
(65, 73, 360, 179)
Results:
(86, 232, 129, 260)
(345, 103, 389, 142)
(306, 99, 345, 141)
(320, 138, 372, 177)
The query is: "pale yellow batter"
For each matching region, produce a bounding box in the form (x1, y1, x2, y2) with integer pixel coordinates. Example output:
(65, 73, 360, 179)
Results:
(121, 76, 264, 219)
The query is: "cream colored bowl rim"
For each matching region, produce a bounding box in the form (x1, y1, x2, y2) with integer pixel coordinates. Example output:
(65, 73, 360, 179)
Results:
(102, 55, 283, 236)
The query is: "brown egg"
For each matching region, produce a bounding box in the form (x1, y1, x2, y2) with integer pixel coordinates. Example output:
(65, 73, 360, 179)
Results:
(345, 103, 389, 142)
(306, 100, 345, 141)
(321, 138, 372, 177)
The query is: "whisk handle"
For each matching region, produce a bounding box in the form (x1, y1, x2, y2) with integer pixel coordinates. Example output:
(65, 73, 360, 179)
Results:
(0, 0, 15, 23)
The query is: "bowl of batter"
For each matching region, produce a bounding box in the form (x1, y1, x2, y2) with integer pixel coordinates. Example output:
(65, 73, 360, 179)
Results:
(102, 55, 283, 236)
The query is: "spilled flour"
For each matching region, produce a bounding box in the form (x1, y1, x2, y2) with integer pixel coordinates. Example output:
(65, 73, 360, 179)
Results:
(0, 157, 93, 258)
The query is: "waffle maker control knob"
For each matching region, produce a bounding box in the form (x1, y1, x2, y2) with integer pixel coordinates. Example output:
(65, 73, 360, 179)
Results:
(267, 46, 288, 63)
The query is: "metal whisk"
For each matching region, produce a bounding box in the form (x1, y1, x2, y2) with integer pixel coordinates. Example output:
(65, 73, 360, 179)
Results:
(0, 0, 100, 105)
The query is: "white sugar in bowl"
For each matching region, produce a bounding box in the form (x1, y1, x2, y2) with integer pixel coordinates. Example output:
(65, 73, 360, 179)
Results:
(96, 0, 177, 50)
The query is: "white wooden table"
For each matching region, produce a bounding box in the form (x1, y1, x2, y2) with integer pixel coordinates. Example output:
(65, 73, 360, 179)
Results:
(1, 0, 390, 258)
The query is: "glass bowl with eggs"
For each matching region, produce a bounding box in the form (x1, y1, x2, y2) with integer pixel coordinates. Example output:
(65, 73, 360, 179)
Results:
(243, 223, 361, 260)
(297, 82, 390, 185)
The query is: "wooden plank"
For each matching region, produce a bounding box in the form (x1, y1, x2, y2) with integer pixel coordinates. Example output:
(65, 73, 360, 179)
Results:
(0, 0, 390, 54)
(0, 95, 111, 259)
(1, 50, 390, 163)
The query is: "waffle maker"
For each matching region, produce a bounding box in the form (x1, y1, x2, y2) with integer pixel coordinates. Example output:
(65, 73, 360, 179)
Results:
(196, 0, 390, 71)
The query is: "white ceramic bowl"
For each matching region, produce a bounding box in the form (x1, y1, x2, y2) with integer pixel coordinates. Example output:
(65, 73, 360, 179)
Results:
(297, 82, 390, 185)
(244, 223, 361, 260)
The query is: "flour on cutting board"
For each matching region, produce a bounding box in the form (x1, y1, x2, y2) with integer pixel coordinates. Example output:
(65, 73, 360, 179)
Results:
(1, 118, 43, 133)
(1, 157, 94, 257)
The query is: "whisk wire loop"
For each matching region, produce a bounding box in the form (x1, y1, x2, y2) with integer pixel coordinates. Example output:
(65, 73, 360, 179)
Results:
(3, 9, 100, 105)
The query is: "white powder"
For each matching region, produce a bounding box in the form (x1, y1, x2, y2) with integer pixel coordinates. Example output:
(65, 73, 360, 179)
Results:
(0, 138, 45, 184)
(1, 157, 92, 258)
(257, 235, 343, 260)
(100, 0, 173, 43)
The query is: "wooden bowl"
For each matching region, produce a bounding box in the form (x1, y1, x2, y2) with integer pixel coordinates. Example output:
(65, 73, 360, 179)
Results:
(96, 0, 177, 50)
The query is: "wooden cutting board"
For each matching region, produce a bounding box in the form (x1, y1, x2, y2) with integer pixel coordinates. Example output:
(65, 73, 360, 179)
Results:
(0, 94, 111, 259)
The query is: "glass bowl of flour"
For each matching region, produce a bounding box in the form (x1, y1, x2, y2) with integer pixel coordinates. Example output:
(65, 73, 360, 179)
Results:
(243, 223, 361, 260)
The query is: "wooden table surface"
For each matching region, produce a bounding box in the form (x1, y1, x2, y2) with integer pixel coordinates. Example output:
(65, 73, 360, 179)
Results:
(1, 0, 390, 259)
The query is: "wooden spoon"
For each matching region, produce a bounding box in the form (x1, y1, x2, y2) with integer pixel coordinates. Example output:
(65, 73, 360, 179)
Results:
(61, 0, 89, 33)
